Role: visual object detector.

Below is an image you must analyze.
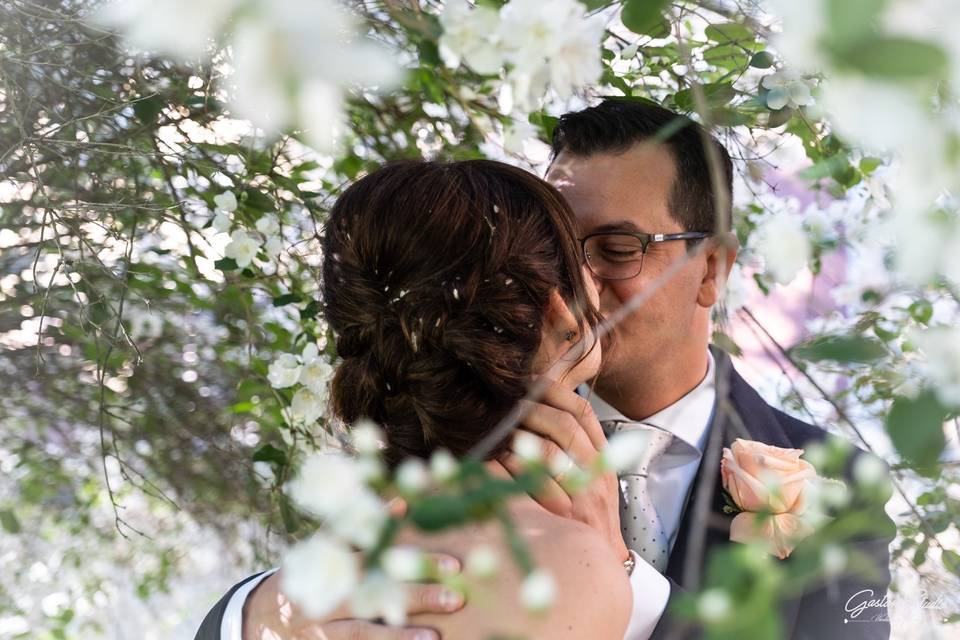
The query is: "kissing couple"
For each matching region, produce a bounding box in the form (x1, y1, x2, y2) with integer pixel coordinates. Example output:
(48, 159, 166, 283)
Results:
(197, 99, 893, 640)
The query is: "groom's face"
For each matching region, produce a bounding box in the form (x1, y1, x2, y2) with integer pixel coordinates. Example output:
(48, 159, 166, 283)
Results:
(546, 143, 708, 386)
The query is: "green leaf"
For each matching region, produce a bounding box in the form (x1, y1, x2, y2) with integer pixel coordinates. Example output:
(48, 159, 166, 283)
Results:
(252, 443, 288, 466)
(674, 82, 735, 112)
(0, 509, 21, 534)
(836, 36, 949, 79)
(711, 330, 743, 357)
(705, 22, 753, 45)
(133, 95, 164, 125)
(279, 495, 302, 534)
(886, 391, 948, 470)
(790, 334, 886, 363)
(243, 188, 276, 213)
(750, 51, 775, 69)
(410, 494, 471, 531)
(859, 156, 883, 174)
(943, 550, 960, 576)
(798, 154, 850, 181)
(528, 111, 558, 142)
(908, 299, 933, 324)
(273, 293, 303, 307)
(214, 257, 239, 271)
(300, 299, 322, 320)
(621, 0, 671, 36)
(826, 0, 888, 44)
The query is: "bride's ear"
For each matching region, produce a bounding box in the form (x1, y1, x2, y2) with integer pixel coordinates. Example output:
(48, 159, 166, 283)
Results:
(533, 290, 579, 373)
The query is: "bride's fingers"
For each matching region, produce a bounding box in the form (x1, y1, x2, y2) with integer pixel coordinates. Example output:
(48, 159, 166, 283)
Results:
(502, 451, 574, 518)
(517, 401, 598, 467)
(323, 619, 442, 640)
(531, 377, 606, 450)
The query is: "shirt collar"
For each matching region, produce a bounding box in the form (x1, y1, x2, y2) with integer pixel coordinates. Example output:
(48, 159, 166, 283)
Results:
(585, 350, 716, 453)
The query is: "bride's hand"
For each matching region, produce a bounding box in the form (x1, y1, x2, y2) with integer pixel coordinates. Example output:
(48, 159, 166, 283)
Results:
(500, 377, 630, 564)
(242, 552, 463, 640)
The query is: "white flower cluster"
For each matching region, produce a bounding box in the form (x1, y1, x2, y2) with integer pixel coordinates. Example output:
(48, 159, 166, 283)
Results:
(438, 0, 606, 114)
(766, 0, 960, 286)
(210, 190, 286, 270)
(94, 0, 400, 151)
(907, 325, 960, 407)
(268, 342, 334, 425)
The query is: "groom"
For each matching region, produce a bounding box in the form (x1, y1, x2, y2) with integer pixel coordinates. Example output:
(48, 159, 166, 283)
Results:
(196, 99, 893, 639)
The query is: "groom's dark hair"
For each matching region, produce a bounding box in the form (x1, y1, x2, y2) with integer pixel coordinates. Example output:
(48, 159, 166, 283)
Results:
(550, 98, 733, 234)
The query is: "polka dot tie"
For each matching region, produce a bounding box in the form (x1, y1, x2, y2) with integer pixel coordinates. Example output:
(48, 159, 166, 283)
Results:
(603, 420, 674, 573)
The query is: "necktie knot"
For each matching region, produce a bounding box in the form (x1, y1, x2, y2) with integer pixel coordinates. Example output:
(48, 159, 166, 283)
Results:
(603, 421, 673, 475)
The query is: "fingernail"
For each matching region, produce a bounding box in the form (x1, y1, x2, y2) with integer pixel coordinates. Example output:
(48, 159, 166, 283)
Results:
(410, 631, 438, 640)
(438, 556, 460, 576)
(439, 588, 463, 610)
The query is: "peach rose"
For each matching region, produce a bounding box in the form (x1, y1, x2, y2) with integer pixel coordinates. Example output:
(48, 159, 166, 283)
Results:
(720, 438, 819, 559)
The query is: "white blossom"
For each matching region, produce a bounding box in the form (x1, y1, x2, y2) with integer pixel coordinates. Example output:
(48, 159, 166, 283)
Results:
(496, 0, 605, 111)
(267, 353, 302, 389)
(93, 0, 235, 60)
(721, 262, 749, 313)
(910, 325, 960, 406)
(821, 544, 848, 577)
(299, 358, 334, 395)
(465, 544, 499, 579)
(255, 214, 280, 236)
(264, 235, 283, 259)
(519, 568, 556, 612)
(213, 191, 238, 213)
(429, 449, 458, 483)
(766, 0, 829, 72)
(211, 211, 232, 233)
(513, 430, 543, 464)
(290, 387, 327, 424)
(281, 533, 358, 619)
(751, 209, 810, 285)
(601, 430, 653, 473)
(328, 490, 388, 550)
(349, 572, 408, 627)
(761, 70, 814, 110)
(352, 420, 385, 457)
(229, 0, 400, 151)
(287, 452, 368, 519)
(697, 589, 732, 622)
(301, 342, 320, 364)
(853, 454, 888, 487)
(224, 229, 259, 268)
(395, 458, 431, 495)
(438, 0, 503, 74)
(382, 547, 427, 582)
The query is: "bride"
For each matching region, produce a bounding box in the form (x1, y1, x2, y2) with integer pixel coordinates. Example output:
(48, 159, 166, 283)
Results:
(246, 159, 634, 639)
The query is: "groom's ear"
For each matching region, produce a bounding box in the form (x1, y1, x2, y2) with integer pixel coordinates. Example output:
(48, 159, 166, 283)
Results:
(697, 233, 739, 308)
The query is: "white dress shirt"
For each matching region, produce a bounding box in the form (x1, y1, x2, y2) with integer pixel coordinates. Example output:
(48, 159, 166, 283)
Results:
(220, 352, 716, 640)
(589, 350, 716, 640)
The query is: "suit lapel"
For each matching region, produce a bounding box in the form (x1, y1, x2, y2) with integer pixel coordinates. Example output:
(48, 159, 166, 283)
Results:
(665, 349, 793, 588)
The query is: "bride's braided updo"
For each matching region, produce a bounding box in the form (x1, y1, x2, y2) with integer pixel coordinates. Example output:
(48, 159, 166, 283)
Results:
(322, 160, 600, 468)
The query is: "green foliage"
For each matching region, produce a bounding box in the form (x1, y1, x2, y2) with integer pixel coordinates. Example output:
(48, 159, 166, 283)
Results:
(886, 391, 948, 471)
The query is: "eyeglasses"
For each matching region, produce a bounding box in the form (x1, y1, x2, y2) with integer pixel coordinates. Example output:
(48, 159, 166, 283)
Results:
(580, 231, 713, 281)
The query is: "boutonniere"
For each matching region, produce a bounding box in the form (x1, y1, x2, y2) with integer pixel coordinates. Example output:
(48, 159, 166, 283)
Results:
(720, 438, 826, 559)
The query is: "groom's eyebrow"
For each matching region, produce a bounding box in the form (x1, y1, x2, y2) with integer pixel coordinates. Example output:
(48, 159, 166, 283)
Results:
(590, 220, 642, 233)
